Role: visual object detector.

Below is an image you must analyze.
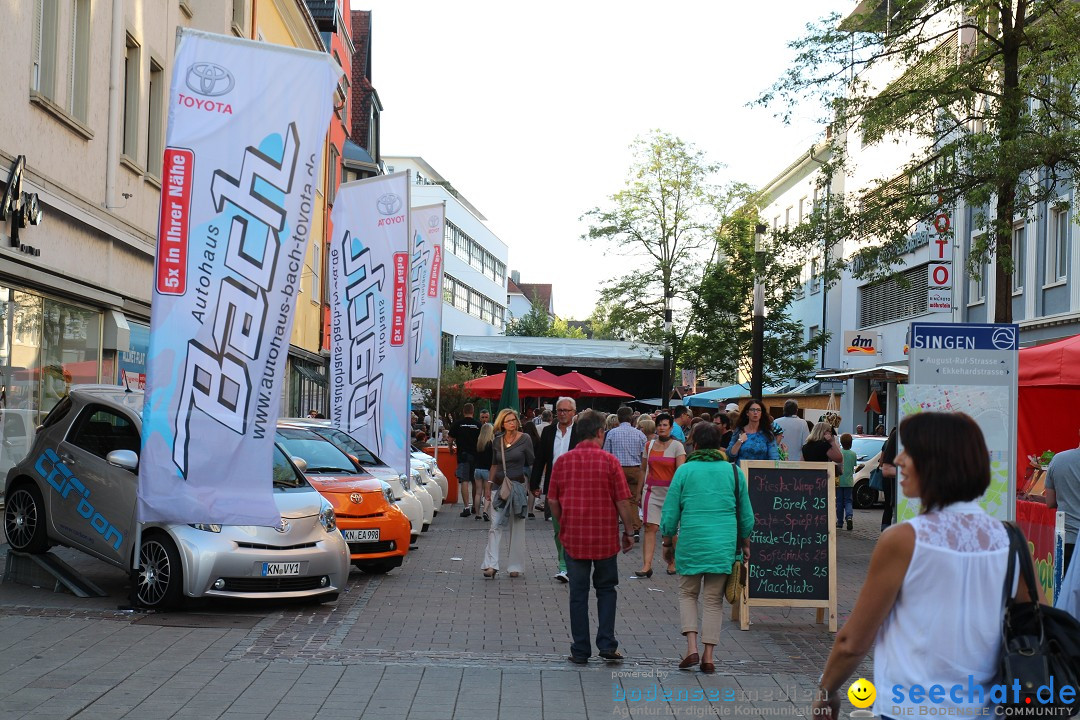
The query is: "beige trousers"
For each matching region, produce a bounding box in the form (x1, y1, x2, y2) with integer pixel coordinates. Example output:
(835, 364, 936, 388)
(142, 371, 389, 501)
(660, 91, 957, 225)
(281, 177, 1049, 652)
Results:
(678, 573, 727, 645)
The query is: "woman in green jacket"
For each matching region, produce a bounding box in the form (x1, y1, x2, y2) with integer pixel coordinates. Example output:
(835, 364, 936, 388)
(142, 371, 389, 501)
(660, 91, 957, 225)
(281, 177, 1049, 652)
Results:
(660, 422, 753, 674)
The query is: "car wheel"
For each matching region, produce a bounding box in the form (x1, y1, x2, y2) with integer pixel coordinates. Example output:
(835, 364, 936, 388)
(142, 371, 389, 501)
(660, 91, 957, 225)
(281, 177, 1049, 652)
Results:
(853, 480, 877, 510)
(5, 483, 50, 553)
(421, 523, 430, 533)
(137, 533, 184, 610)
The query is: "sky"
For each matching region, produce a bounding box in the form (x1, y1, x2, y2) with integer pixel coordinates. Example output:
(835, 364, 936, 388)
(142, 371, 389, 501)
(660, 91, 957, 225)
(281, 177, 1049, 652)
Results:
(350, 1, 853, 320)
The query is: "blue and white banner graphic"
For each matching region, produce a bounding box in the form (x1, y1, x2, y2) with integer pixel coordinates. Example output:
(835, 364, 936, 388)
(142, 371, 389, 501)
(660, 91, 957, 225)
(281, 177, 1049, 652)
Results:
(138, 29, 341, 526)
(409, 203, 445, 379)
(329, 172, 413, 476)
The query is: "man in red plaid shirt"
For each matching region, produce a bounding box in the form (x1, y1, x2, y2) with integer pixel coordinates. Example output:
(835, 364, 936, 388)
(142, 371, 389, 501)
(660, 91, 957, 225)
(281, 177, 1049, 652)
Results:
(548, 410, 637, 665)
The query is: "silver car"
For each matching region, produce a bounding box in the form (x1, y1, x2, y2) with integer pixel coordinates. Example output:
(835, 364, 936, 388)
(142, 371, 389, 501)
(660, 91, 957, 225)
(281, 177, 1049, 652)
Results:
(3, 386, 349, 609)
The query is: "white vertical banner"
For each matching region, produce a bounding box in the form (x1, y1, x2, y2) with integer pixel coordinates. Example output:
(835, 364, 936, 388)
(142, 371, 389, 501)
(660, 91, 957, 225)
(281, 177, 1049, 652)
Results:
(329, 172, 412, 476)
(137, 29, 342, 526)
(409, 203, 445, 379)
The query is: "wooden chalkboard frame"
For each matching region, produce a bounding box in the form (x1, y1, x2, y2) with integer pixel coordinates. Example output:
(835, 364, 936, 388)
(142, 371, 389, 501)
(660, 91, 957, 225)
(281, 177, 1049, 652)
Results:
(736, 460, 837, 633)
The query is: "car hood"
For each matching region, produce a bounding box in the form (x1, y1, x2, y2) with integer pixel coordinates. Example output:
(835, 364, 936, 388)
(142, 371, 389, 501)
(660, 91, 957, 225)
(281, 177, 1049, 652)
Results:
(272, 487, 326, 519)
(305, 474, 385, 494)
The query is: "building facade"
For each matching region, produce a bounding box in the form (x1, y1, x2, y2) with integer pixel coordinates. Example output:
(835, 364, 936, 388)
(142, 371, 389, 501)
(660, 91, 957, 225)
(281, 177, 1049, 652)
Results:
(383, 156, 509, 367)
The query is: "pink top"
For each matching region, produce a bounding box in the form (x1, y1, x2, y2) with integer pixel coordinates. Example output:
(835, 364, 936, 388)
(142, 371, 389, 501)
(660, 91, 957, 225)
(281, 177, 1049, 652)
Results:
(645, 439, 685, 488)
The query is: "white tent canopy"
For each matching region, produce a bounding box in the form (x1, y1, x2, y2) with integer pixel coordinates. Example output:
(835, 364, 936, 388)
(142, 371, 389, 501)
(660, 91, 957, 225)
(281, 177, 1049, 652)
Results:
(453, 336, 663, 370)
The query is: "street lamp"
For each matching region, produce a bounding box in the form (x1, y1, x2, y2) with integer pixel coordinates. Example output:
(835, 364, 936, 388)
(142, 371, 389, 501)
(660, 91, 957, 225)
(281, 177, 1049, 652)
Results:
(751, 223, 768, 400)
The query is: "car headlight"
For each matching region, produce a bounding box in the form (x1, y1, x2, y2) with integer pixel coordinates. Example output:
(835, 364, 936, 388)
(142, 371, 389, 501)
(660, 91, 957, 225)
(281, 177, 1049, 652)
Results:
(190, 523, 222, 533)
(319, 504, 337, 533)
(384, 487, 396, 504)
(398, 473, 410, 491)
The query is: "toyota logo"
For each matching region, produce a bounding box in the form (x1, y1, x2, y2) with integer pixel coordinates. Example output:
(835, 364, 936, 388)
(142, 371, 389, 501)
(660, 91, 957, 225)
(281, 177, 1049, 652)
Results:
(377, 193, 402, 216)
(349, 493, 364, 504)
(427, 214, 440, 229)
(185, 62, 235, 97)
(275, 518, 290, 534)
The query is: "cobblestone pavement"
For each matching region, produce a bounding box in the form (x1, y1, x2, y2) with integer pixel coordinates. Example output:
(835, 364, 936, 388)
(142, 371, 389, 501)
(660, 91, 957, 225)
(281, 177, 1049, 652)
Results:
(0, 507, 884, 719)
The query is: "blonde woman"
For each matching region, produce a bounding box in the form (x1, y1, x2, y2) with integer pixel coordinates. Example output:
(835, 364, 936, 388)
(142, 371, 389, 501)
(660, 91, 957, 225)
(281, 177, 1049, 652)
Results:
(605, 413, 619, 432)
(474, 423, 495, 521)
(482, 408, 534, 579)
(636, 416, 656, 442)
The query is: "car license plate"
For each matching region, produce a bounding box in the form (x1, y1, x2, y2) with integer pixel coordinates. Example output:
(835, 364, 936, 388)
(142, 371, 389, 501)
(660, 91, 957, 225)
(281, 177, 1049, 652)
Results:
(342, 529, 379, 542)
(261, 562, 300, 577)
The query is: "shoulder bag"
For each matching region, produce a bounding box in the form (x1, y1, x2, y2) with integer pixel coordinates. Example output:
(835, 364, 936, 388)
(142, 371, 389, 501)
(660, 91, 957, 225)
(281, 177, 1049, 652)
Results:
(498, 440, 512, 502)
(868, 466, 884, 491)
(725, 463, 747, 605)
(999, 522, 1080, 715)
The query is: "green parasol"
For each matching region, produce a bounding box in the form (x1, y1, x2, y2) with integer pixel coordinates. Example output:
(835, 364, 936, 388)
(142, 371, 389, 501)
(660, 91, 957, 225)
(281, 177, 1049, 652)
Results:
(497, 360, 520, 415)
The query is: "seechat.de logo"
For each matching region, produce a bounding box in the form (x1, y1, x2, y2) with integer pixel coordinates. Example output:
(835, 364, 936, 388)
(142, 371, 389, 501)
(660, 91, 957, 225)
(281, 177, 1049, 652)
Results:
(185, 62, 235, 97)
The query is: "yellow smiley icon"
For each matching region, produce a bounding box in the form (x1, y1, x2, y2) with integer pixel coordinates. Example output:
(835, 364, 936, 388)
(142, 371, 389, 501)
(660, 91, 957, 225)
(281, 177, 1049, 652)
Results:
(848, 678, 876, 708)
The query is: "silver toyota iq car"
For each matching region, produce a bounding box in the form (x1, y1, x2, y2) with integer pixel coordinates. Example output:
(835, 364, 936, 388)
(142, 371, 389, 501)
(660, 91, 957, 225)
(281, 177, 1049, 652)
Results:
(3, 386, 349, 609)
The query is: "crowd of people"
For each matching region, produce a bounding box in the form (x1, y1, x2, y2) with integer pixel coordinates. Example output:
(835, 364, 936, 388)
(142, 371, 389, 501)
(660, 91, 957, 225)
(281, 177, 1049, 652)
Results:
(427, 393, 1080, 718)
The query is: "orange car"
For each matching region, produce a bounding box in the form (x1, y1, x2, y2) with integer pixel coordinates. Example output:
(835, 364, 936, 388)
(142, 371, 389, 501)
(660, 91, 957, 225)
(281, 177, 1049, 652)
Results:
(276, 426, 410, 574)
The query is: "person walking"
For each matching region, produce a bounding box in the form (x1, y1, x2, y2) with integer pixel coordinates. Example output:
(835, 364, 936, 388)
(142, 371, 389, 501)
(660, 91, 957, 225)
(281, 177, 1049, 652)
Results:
(547, 410, 638, 665)
(671, 406, 690, 443)
(449, 404, 482, 517)
(603, 406, 648, 539)
(802, 422, 844, 466)
(879, 427, 898, 531)
(474, 422, 494, 521)
(836, 433, 856, 531)
(522, 421, 542, 518)
(1046, 427, 1080, 572)
(812, 412, 1044, 719)
(636, 412, 685, 578)
(660, 422, 753, 674)
(726, 399, 779, 462)
(773, 400, 809, 461)
(481, 409, 534, 579)
(531, 397, 579, 583)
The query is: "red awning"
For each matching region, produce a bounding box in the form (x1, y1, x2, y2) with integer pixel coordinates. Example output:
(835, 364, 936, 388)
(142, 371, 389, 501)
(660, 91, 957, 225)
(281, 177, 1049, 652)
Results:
(464, 372, 580, 400)
(557, 371, 633, 399)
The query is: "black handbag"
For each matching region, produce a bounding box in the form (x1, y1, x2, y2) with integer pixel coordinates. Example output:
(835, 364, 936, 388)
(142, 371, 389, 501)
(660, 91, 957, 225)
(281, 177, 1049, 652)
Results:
(999, 522, 1080, 715)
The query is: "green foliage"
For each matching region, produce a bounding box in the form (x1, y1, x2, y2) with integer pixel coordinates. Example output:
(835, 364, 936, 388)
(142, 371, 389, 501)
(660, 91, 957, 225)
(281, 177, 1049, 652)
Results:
(506, 295, 586, 339)
(757, 0, 1080, 322)
(682, 212, 828, 387)
(414, 364, 484, 422)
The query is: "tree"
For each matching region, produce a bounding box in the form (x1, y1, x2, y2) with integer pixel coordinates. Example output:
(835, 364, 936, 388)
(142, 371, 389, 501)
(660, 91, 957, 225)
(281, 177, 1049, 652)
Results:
(585, 131, 744, 399)
(414, 364, 484, 424)
(682, 211, 829, 388)
(506, 295, 587, 339)
(758, 0, 1080, 323)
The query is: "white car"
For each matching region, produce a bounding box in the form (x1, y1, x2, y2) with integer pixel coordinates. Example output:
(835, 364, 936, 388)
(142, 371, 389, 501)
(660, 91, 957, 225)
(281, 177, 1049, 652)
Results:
(279, 420, 426, 539)
(851, 435, 888, 509)
(411, 455, 444, 511)
(413, 451, 449, 500)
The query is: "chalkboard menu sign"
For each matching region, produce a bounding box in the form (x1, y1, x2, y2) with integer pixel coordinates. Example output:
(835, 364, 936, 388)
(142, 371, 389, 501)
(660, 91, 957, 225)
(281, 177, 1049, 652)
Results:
(736, 461, 837, 631)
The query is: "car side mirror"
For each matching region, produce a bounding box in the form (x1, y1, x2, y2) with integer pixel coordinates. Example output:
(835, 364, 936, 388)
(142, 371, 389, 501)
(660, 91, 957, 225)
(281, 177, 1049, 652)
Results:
(106, 449, 139, 472)
(292, 456, 308, 472)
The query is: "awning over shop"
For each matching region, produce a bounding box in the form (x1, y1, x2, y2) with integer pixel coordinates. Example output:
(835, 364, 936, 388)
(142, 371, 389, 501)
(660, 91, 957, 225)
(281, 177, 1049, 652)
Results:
(453, 335, 662, 370)
(815, 363, 909, 382)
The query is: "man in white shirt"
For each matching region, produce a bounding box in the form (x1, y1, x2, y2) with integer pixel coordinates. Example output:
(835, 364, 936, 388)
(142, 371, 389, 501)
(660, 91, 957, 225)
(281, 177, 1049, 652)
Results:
(531, 397, 580, 582)
(774, 400, 810, 461)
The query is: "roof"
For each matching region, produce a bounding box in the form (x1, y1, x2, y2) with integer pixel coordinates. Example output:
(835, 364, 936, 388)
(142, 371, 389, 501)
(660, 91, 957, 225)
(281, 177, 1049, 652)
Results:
(507, 278, 524, 295)
(305, 0, 336, 29)
(453, 335, 662, 370)
(343, 139, 377, 168)
(516, 283, 552, 311)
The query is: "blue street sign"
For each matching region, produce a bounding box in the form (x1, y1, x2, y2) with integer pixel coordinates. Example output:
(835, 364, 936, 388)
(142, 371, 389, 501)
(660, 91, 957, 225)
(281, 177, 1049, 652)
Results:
(910, 322, 1020, 352)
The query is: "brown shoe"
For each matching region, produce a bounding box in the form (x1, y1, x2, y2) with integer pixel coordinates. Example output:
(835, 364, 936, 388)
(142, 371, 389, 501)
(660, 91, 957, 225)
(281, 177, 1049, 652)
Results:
(678, 653, 699, 670)
(700, 661, 715, 674)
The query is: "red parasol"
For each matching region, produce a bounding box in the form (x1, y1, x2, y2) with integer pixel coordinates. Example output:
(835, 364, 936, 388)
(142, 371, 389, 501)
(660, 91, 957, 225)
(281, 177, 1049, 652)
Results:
(464, 372, 580, 400)
(557, 371, 633, 399)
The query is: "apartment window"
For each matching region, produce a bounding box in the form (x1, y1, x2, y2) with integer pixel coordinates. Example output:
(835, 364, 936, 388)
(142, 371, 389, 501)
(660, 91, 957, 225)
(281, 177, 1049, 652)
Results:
(146, 59, 164, 177)
(327, 145, 339, 206)
(1011, 224, 1025, 294)
(808, 325, 819, 360)
(232, 0, 246, 35)
(785, 207, 793, 228)
(122, 35, 141, 163)
(810, 257, 821, 294)
(798, 197, 807, 224)
(1047, 205, 1069, 284)
(310, 242, 321, 304)
(858, 264, 930, 328)
(31, 0, 90, 123)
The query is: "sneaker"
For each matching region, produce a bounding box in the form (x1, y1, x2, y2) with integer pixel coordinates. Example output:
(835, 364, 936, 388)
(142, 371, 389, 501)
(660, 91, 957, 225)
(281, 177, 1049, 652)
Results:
(459, 508, 471, 518)
(836, 523, 843, 530)
(847, 519, 853, 531)
(554, 571, 569, 583)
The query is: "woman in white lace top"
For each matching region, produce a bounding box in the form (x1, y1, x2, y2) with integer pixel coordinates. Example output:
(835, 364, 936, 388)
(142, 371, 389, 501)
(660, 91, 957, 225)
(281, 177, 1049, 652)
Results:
(813, 412, 1046, 719)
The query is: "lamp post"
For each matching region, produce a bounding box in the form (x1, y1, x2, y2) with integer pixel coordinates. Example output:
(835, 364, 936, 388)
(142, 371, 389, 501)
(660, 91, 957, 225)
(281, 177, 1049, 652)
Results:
(751, 223, 768, 400)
